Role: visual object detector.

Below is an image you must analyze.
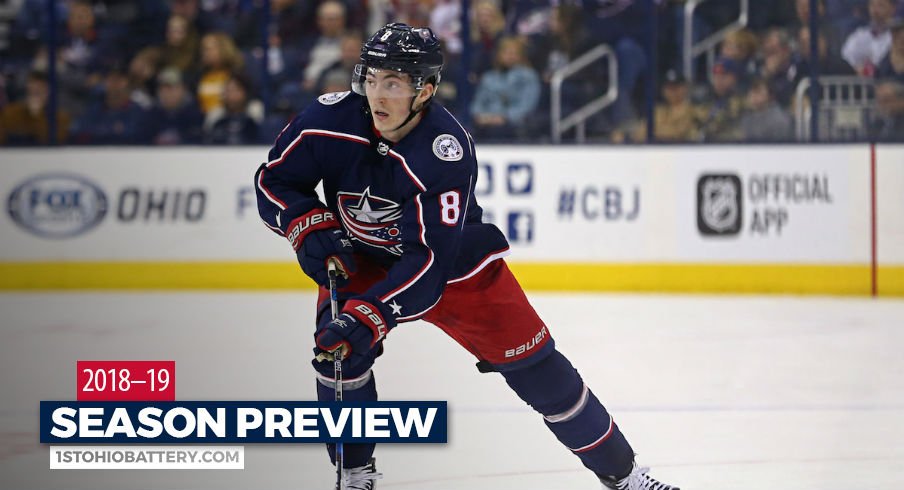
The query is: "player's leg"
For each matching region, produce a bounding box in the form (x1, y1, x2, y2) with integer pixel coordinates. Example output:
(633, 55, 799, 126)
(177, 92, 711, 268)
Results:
(312, 259, 387, 470)
(425, 259, 640, 482)
(313, 360, 378, 468)
(500, 349, 635, 479)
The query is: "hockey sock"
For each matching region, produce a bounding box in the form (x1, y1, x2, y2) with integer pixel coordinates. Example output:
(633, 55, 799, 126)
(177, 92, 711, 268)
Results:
(316, 369, 377, 468)
(501, 349, 634, 478)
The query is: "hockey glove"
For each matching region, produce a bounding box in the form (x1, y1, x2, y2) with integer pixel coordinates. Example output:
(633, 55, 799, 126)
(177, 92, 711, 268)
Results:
(314, 298, 395, 369)
(287, 208, 356, 286)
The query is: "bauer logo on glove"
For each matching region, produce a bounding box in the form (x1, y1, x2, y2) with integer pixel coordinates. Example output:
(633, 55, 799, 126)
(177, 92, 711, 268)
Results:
(315, 298, 395, 368)
(287, 209, 338, 251)
(289, 208, 357, 286)
(351, 303, 387, 340)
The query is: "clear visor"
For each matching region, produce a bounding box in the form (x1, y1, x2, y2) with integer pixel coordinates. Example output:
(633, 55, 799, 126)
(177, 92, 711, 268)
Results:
(351, 64, 420, 99)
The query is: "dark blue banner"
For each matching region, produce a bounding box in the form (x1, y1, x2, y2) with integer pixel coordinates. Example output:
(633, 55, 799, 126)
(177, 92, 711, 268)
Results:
(40, 401, 447, 444)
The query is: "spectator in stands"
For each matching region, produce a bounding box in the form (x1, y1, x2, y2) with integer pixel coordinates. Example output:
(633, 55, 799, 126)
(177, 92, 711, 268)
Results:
(718, 28, 759, 88)
(235, 0, 308, 49)
(386, 0, 432, 27)
(430, 0, 463, 56)
(793, 0, 843, 55)
(148, 67, 203, 145)
(340, 0, 369, 34)
(128, 46, 164, 110)
(9, 0, 66, 61)
(314, 32, 363, 95)
(584, 0, 662, 127)
(841, 0, 898, 76)
(760, 28, 797, 107)
(299, 1, 349, 94)
(159, 14, 200, 77)
(612, 69, 704, 143)
(720, 28, 759, 67)
(0, 70, 70, 145)
(268, 29, 358, 121)
(61, 0, 103, 68)
(788, 25, 857, 116)
(0, 75, 8, 109)
(876, 19, 904, 82)
(827, 0, 871, 38)
(204, 72, 262, 144)
(269, 51, 312, 117)
(244, 33, 295, 108)
(698, 57, 745, 141)
(194, 0, 249, 35)
(101, 0, 169, 61)
(170, 0, 219, 36)
(870, 79, 904, 139)
(470, 35, 541, 140)
(365, 0, 394, 35)
(71, 66, 150, 144)
(319, 69, 353, 95)
(427, 0, 464, 111)
(51, 0, 121, 117)
(470, 0, 507, 78)
(507, 0, 554, 37)
(738, 78, 794, 141)
(527, 4, 596, 83)
(746, 0, 796, 30)
(669, 0, 740, 76)
(795, 26, 857, 81)
(521, 3, 598, 135)
(197, 32, 244, 115)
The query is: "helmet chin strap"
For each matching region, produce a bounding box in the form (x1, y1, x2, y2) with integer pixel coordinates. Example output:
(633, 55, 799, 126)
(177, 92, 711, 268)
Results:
(391, 96, 424, 131)
(393, 81, 436, 131)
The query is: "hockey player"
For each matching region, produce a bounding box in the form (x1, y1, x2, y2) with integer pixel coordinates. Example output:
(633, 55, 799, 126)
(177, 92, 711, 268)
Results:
(255, 22, 679, 490)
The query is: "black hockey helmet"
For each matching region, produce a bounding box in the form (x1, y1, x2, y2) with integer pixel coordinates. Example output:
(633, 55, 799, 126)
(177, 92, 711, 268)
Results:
(352, 23, 444, 96)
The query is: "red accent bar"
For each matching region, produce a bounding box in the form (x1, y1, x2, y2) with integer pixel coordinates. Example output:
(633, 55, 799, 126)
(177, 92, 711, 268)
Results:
(77, 361, 175, 401)
(870, 143, 878, 297)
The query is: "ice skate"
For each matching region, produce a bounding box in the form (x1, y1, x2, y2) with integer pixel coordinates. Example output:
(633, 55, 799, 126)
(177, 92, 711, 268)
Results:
(335, 458, 383, 490)
(600, 462, 679, 490)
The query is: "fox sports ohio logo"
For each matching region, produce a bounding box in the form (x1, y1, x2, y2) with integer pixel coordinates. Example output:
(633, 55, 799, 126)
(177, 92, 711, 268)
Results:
(7, 174, 108, 238)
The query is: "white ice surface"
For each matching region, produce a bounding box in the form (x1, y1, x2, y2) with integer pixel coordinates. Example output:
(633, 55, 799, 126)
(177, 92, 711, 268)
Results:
(1, 292, 903, 489)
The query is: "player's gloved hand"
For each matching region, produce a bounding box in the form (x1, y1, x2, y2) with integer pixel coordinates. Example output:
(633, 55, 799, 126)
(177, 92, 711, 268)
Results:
(286, 208, 356, 286)
(314, 297, 395, 368)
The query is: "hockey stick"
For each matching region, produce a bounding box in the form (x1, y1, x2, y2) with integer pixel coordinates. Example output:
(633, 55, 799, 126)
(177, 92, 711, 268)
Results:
(327, 259, 344, 490)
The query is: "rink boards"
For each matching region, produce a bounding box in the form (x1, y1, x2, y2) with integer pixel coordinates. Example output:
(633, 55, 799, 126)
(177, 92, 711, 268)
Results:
(0, 145, 902, 295)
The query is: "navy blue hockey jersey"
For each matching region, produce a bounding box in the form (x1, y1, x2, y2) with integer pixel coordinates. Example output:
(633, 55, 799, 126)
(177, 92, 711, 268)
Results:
(255, 91, 510, 323)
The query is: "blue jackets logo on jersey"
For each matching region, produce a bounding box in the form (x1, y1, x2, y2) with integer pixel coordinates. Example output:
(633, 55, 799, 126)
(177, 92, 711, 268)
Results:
(337, 187, 404, 255)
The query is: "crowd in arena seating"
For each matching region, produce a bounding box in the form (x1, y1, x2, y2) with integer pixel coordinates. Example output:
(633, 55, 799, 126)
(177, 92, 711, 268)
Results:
(0, 0, 902, 145)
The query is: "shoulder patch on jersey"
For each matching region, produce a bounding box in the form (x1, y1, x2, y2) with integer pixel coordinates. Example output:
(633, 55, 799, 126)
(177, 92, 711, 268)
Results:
(432, 134, 464, 162)
(317, 91, 351, 105)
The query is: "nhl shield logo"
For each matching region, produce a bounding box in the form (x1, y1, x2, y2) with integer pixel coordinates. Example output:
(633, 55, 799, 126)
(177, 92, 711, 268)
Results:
(317, 91, 351, 105)
(697, 174, 742, 236)
(432, 134, 463, 162)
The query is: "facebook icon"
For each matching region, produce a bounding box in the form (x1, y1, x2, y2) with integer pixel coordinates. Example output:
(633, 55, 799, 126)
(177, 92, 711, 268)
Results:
(506, 163, 533, 195)
(507, 211, 534, 244)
